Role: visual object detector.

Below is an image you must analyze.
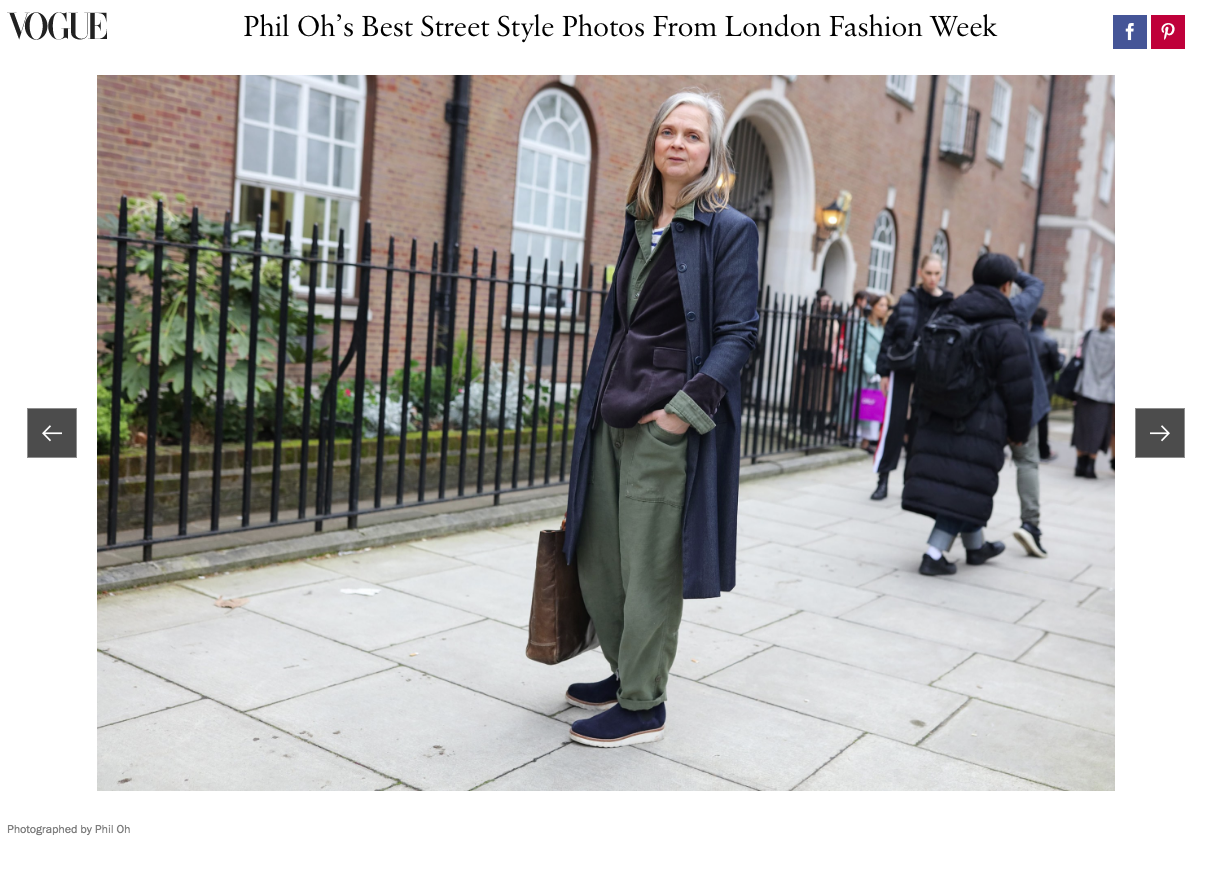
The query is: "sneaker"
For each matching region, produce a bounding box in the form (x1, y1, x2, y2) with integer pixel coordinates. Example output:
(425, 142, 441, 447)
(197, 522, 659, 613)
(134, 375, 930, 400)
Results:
(919, 554, 956, 576)
(1013, 522, 1048, 558)
(966, 541, 1006, 565)
(565, 674, 620, 710)
(569, 703, 666, 748)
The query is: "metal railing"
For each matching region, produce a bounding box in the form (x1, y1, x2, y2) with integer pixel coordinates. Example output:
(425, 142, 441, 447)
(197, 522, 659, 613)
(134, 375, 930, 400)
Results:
(97, 198, 867, 559)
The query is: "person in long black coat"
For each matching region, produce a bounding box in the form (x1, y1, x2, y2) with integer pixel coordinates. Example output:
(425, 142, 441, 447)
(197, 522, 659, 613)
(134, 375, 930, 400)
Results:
(902, 253, 1034, 576)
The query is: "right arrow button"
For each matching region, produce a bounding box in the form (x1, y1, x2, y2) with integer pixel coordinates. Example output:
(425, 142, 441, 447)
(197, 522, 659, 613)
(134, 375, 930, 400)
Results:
(1135, 408, 1185, 458)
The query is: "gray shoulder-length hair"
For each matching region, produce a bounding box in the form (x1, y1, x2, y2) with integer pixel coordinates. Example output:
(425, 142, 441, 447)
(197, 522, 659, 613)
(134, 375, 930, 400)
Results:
(627, 91, 732, 220)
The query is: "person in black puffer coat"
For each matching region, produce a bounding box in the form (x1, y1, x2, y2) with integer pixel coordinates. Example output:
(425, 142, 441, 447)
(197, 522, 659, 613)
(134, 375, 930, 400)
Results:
(902, 253, 1034, 576)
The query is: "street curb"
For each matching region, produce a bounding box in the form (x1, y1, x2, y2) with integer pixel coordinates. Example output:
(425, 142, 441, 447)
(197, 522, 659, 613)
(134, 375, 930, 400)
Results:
(97, 446, 867, 592)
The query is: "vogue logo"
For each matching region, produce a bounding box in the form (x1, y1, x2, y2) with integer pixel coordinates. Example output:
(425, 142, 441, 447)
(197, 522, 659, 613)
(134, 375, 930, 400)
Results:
(8, 11, 108, 39)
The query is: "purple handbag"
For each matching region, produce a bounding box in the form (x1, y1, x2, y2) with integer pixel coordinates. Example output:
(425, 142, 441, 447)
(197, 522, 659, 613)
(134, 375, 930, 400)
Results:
(858, 388, 886, 423)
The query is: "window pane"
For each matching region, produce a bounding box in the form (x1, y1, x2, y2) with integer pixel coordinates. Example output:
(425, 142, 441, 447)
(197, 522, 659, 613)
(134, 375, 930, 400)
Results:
(519, 149, 535, 185)
(274, 80, 300, 129)
(523, 112, 540, 141)
(337, 75, 359, 87)
(245, 76, 270, 122)
(569, 198, 583, 234)
(555, 160, 569, 194)
(536, 153, 552, 189)
(333, 145, 355, 189)
(515, 187, 532, 224)
(570, 162, 585, 197)
(308, 91, 331, 136)
(303, 196, 327, 241)
(537, 94, 556, 120)
(272, 131, 297, 179)
(239, 184, 265, 226)
(543, 122, 571, 151)
(306, 138, 330, 184)
(571, 124, 586, 156)
(553, 195, 567, 230)
(268, 189, 294, 236)
(335, 97, 358, 142)
(242, 123, 268, 173)
(533, 191, 548, 226)
(328, 199, 345, 240)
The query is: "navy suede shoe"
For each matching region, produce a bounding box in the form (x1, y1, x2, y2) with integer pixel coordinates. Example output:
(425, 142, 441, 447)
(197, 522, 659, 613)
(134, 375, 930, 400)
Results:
(565, 674, 620, 710)
(569, 703, 666, 748)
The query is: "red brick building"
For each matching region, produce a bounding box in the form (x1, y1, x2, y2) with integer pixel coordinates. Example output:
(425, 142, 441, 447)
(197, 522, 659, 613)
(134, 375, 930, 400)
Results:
(98, 74, 1105, 380)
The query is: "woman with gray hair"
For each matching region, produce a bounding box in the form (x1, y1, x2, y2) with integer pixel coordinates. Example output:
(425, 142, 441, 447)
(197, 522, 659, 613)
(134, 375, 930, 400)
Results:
(560, 91, 761, 746)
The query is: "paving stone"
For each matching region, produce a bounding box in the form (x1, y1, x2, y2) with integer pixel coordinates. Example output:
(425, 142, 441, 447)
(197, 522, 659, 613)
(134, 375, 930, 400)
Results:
(251, 668, 568, 790)
(98, 699, 393, 790)
(860, 570, 1040, 622)
(308, 544, 468, 584)
(101, 611, 395, 710)
(1080, 589, 1115, 616)
(733, 562, 879, 616)
(98, 584, 235, 641)
(377, 619, 612, 715)
(1018, 601, 1114, 646)
(935, 655, 1114, 733)
(822, 518, 935, 552)
(456, 542, 540, 579)
(804, 533, 927, 570)
(1019, 635, 1115, 686)
(248, 578, 483, 651)
(1074, 566, 1115, 589)
(736, 515, 828, 548)
(183, 561, 344, 598)
(737, 482, 800, 503)
(705, 647, 966, 744)
(782, 492, 901, 523)
(680, 590, 798, 635)
(749, 610, 970, 684)
(97, 653, 199, 727)
(797, 734, 1049, 791)
(674, 622, 770, 680)
(488, 517, 564, 542)
(987, 550, 1092, 583)
(734, 533, 768, 551)
(382, 564, 533, 628)
(739, 542, 892, 587)
(949, 563, 1095, 606)
(633, 678, 859, 790)
(481, 743, 749, 791)
(737, 498, 846, 530)
(922, 700, 1114, 790)
(842, 596, 1043, 660)
(410, 529, 527, 558)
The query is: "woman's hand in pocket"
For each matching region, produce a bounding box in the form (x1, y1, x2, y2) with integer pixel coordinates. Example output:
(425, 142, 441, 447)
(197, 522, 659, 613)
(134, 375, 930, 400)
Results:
(638, 409, 689, 435)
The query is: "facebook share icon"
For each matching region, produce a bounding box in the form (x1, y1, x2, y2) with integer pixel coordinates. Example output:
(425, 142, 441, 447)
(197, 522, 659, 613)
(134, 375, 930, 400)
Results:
(1113, 14, 1148, 48)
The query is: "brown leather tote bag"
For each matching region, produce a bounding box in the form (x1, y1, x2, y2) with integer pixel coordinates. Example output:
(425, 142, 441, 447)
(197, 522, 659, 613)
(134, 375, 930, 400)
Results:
(525, 525, 598, 664)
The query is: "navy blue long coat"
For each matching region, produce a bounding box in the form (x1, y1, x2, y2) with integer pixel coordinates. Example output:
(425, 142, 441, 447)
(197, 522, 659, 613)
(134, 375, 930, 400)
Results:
(563, 205, 761, 599)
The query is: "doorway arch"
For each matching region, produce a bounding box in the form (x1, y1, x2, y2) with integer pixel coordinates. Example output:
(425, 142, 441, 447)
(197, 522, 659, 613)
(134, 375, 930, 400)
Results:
(818, 234, 856, 304)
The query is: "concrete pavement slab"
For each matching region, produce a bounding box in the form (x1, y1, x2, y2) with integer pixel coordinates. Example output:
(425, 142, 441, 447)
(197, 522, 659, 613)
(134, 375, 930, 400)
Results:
(377, 619, 612, 715)
(98, 584, 235, 641)
(98, 699, 393, 790)
(736, 515, 829, 548)
(737, 498, 846, 530)
(1080, 589, 1116, 616)
(842, 596, 1043, 660)
(739, 542, 892, 587)
(673, 622, 771, 680)
(635, 678, 860, 790)
(749, 610, 970, 684)
(921, 699, 1114, 790)
(410, 529, 527, 558)
(987, 551, 1092, 583)
(487, 516, 564, 542)
(951, 563, 1095, 606)
(97, 653, 199, 727)
(307, 544, 468, 584)
(733, 562, 879, 616)
(1074, 566, 1115, 589)
(804, 533, 930, 570)
(101, 611, 396, 710)
(481, 743, 749, 791)
(1018, 601, 1115, 646)
(1019, 634, 1115, 686)
(250, 668, 569, 790)
(382, 564, 533, 628)
(934, 654, 1114, 733)
(822, 517, 939, 552)
(782, 492, 901, 522)
(247, 578, 483, 651)
(797, 733, 1049, 791)
(456, 542, 540, 579)
(680, 590, 798, 635)
(705, 647, 966, 744)
(182, 560, 344, 598)
(860, 570, 1040, 622)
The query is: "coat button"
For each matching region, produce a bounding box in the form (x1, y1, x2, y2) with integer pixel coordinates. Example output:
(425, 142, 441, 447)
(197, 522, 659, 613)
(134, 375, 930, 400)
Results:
(678, 263, 687, 272)
(686, 311, 697, 321)
(693, 355, 703, 367)
(674, 222, 684, 232)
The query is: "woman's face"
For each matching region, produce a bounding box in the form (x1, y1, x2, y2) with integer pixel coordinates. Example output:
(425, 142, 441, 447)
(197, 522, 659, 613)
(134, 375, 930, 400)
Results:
(654, 104, 711, 188)
(872, 297, 890, 321)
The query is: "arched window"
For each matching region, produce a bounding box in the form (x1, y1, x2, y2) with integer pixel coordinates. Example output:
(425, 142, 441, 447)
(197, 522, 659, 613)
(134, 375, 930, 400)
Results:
(931, 229, 950, 286)
(511, 89, 591, 308)
(866, 211, 896, 295)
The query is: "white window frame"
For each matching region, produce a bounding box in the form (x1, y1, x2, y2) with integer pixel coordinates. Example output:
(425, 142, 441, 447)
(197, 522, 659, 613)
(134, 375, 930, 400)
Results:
(233, 75, 367, 301)
(1098, 133, 1115, 204)
(510, 89, 592, 315)
(1022, 106, 1043, 186)
(866, 211, 897, 296)
(987, 77, 1012, 164)
(931, 229, 950, 286)
(886, 76, 917, 105)
(940, 75, 971, 154)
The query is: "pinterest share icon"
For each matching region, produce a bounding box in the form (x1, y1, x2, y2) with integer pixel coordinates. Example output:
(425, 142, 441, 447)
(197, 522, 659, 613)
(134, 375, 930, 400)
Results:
(1152, 15, 1185, 48)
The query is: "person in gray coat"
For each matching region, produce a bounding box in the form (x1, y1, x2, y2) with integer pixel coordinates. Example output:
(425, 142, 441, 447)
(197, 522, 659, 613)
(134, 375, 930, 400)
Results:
(1073, 307, 1116, 478)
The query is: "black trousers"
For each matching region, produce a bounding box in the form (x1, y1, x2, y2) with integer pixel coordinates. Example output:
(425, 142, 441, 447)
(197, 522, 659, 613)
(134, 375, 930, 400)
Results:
(1037, 413, 1051, 459)
(873, 372, 913, 476)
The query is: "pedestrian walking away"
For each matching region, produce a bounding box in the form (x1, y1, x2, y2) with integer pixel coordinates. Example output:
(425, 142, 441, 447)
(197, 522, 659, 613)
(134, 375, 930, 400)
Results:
(1030, 307, 1065, 463)
(857, 293, 889, 452)
(870, 253, 953, 500)
(1072, 307, 1116, 478)
(901, 253, 1034, 576)
(1005, 271, 1052, 559)
(561, 91, 760, 747)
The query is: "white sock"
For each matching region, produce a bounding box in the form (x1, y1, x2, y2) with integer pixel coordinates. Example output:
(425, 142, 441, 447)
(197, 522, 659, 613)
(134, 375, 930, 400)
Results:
(925, 545, 944, 560)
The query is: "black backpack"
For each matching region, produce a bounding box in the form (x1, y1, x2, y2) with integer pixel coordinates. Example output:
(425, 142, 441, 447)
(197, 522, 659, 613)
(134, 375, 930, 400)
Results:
(913, 313, 1015, 420)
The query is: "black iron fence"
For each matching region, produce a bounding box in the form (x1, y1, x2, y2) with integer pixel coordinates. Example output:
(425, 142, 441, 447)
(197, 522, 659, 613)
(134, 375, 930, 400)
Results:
(97, 198, 869, 559)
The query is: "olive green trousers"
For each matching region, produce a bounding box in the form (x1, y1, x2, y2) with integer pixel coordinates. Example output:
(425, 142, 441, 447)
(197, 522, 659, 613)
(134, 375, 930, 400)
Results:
(576, 420, 688, 710)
